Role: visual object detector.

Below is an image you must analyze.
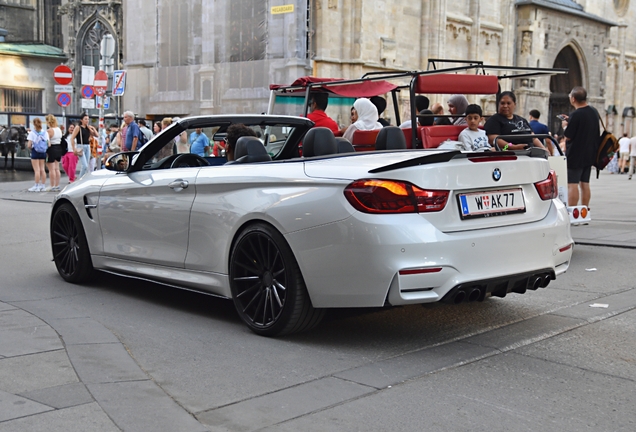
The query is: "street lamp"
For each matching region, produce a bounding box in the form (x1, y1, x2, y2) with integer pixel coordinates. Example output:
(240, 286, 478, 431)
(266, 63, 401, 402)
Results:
(98, 33, 115, 148)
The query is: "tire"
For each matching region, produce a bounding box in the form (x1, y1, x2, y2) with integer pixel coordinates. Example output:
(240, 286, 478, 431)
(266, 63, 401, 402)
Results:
(50, 202, 94, 283)
(230, 223, 324, 336)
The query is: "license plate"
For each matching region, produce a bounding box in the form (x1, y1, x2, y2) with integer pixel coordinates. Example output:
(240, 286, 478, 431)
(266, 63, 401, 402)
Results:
(458, 188, 525, 219)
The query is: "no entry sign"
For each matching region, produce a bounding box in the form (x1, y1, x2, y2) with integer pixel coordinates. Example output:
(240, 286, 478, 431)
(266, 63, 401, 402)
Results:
(93, 70, 108, 96)
(56, 92, 71, 108)
(53, 65, 73, 85)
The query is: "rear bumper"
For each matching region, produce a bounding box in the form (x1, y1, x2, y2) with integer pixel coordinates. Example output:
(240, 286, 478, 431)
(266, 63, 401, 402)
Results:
(286, 200, 572, 308)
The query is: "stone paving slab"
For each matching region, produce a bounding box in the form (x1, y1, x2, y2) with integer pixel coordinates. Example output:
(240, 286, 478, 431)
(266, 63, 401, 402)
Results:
(551, 289, 636, 322)
(463, 313, 584, 351)
(18, 383, 94, 410)
(65, 343, 148, 385)
(518, 308, 636, 382)
(0, 325, 63, 357)
(47, 317, 120, 346)
(0, 390, 53, 423)
(334, 341, 497, 389)
(0, 402, 120, 432)
(197, 376, 375, 432)
(87, 380, 209, 432)
(0, 309, 47, 332)
(263, 352, 636, 432)
(14, 299, 89, 322)
(0, 350, 78, 395)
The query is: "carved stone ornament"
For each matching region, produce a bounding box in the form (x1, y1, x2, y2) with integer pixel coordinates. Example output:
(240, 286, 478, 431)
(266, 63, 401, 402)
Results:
(521, 31, 532, 55)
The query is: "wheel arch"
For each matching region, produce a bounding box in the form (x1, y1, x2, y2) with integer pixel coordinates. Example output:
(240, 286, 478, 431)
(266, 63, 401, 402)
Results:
(227, 218, 318, 307)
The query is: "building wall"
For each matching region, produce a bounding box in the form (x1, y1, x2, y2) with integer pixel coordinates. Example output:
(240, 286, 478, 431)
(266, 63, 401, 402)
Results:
(115, 0, 636, 134)
(0, 0, 37, 42)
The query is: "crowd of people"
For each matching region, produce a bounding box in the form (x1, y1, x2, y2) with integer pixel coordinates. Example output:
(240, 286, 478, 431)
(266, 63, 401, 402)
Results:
(22, 85, 631, 212)
(304, 85, 619, 209)
(24, 112, 195, 192)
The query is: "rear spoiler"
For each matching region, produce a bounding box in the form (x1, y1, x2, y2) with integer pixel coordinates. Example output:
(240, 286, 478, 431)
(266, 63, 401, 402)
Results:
(369, 147, 548, 174)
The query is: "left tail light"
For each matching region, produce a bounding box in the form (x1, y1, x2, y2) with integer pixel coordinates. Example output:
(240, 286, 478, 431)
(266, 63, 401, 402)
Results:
(344, 179, 449, 214)
(534, 170, 558, 200)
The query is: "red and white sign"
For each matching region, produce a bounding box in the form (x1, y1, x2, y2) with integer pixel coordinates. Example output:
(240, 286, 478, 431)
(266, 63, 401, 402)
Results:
(53, 65, 73, 85)
(93, 70, 108, 96)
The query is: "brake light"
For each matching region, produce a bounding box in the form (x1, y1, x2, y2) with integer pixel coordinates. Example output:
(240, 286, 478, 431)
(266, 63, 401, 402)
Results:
(534, 170, 558, 200)
(344, 179, 449, 214)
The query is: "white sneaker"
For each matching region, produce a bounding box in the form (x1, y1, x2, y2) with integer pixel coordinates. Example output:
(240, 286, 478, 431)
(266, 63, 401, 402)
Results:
(37, 184, 46, 192)
(27, 184, 39, 192)
(44, 186, 53, 192)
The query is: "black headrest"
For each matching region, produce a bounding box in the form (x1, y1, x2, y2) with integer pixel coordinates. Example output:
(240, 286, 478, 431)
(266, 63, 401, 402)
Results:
(303, 127, 338, 157)
(233, 137, 272, 164)
(335, 137, 355, 153)
(375, 126, 407, 150)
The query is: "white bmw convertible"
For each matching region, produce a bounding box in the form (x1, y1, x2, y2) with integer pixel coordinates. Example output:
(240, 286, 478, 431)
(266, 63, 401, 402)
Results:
(50, 115, 573, 336)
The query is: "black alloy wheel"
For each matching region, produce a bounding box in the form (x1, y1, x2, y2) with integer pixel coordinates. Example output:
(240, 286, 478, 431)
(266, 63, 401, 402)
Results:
(50, 203, 94, 283)
(230, 223, 324, 336)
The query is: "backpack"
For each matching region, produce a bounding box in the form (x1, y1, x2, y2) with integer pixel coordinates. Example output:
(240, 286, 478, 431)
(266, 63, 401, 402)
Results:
(138, 130, 148, 147)
(32, 131, 48, 153)
(594, 116, 619, 179)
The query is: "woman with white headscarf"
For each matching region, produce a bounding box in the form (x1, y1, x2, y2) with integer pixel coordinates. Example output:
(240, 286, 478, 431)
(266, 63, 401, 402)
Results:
(343, 98, 383, 142)
(447, 94, 469, 126)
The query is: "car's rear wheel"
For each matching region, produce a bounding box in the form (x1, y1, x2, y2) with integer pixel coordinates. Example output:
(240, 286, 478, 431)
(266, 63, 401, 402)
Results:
(230, 223, 324, 336)
(50, 202, 94, 283)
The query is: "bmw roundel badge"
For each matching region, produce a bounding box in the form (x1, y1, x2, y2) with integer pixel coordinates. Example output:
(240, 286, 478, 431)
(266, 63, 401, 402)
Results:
(492, 168, 501, 181)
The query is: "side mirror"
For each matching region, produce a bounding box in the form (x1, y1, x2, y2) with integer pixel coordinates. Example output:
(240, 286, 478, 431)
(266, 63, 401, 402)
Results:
(105, 151, 138, 172)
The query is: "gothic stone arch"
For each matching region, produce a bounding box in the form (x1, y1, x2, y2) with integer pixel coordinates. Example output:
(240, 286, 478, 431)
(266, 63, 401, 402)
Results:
(549, 45, 584, 133)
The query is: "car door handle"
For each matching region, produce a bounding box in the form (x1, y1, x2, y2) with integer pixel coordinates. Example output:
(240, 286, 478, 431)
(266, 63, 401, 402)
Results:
(168, 179, 189, 190)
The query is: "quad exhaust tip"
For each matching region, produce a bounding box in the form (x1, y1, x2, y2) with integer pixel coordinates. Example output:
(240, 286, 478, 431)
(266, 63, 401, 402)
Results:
(445, 273, 552, 304)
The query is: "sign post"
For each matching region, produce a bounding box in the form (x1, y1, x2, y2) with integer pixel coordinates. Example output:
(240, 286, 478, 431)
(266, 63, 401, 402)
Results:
(93, 70, 109, 144)
(54, 65, 73, 127)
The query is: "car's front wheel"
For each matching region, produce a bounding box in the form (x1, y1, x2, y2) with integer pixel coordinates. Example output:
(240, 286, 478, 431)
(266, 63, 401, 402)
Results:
(230, 223, 324, 336)
(50, 202, 94, 283)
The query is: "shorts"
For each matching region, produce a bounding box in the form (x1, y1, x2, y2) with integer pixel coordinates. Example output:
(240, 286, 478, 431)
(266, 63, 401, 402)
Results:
(567, 166, 591, 184)
(47, 145, 63, 162)
(30, 149, 47, 160)
(621, 152, 630, 161)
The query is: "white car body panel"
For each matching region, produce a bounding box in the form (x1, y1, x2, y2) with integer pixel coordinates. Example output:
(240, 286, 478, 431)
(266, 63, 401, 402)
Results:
(52, 115, 573, 313)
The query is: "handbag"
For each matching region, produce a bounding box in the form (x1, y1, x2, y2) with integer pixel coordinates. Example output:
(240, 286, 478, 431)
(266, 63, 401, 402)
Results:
(75, 127, 85, 156)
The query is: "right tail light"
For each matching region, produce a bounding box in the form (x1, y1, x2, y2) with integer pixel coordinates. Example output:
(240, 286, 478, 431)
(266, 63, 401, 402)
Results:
(344, 179, 449, 214)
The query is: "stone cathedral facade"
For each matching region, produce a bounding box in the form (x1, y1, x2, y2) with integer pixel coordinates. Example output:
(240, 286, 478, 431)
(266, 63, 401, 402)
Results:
(3, 1, 636, 136)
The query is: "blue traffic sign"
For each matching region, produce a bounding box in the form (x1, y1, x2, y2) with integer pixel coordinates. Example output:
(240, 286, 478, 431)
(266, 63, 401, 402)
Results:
(81, 85, 94, 99)
(56, 92, 71, 107)
(112, 70, 126, 96)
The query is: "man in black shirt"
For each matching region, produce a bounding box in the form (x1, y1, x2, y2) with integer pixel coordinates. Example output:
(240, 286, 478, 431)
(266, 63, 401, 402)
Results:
(563, 86, 599, 208)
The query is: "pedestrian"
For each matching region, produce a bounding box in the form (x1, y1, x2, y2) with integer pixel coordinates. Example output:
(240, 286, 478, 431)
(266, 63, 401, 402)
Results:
(562, 86, 599, 209)
(618, 133, 631, 174)
(189, 127, 210, 157)
(45, 114, 63, 191)
(70, 113, 98, 179)
(138, 119, 153, 143)
(528, 110, 550, 134)
(61, 124, 78, 183)
(153, 121, 161, 135)
(528, 109, 552, 154)
(27, 118, 49, 192)
(447, 94, 469, 126)
(122, 111, 142, 152)
(484, 91, 545, 151)
(629, 134, 636, 180)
